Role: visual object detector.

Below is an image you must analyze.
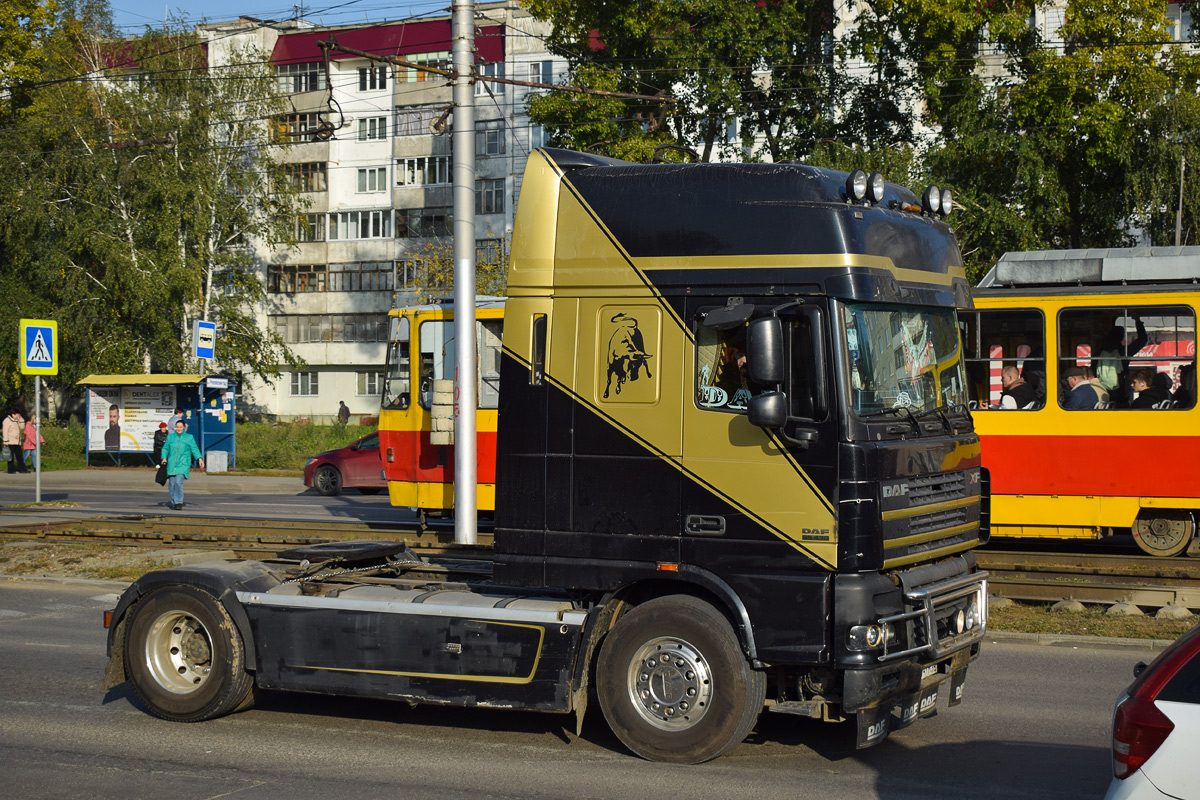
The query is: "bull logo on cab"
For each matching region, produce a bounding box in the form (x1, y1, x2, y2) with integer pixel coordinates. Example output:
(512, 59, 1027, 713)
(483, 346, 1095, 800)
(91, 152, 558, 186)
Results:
(603, 312, 654, 399)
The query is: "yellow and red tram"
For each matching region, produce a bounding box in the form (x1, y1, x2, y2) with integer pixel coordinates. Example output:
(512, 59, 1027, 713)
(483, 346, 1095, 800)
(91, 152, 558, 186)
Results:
(965, 248, 1200, 556)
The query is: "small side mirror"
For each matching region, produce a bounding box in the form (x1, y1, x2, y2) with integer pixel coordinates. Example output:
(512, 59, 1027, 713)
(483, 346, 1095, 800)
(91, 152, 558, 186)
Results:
(748, 392, 788, 428)
(1133, 661, 1148, 678)
(747, 318, 784, 384)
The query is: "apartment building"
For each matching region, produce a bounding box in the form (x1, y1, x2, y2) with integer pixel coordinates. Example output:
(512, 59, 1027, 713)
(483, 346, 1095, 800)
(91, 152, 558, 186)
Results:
(199, 3, 560, 420)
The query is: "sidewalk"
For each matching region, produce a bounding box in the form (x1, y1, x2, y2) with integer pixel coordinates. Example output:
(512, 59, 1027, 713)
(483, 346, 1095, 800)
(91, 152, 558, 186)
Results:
(0, 468, 302, 496)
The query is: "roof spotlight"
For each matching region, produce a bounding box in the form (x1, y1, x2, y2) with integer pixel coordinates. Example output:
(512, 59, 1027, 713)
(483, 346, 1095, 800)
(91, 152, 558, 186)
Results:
(846, 169, 868, 203)
(922, 185, 942, 215)
(867, 172, 885, 204)
(939, 187, 953, 217)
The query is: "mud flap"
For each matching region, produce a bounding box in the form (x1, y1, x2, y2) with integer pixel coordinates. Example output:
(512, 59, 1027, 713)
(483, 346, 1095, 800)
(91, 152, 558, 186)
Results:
(892, 683, 940, 731)
(948, 667, 968, 707)
(856, 703, 891, 749)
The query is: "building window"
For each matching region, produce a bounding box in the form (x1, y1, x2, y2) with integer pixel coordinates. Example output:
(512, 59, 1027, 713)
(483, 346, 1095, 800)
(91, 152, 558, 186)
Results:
(290, 372, 319, 396)
(357, 117, 387, 141)
(357, 167, 388, 193)
(399, 51, 449, 83)
(475, 62, 506, 96)
(397, 260, 418, 288)
(476, 120, 505, 155)
(328, 210, 391, 240)
(396, 207, 452, 238)
(285, 162, 327, 192)
(477, 238, 504, 266)
(269, 264, 327, 293)
(397, 156, 450, 187)
(328, 261, 394, 292)
(529, 123, 548, 150)
(274, 112, 325, 142)
(358, 65, 388, 91)
(273, 315, 389, 344)
(276, 62, 326, 94)
(475, 178, 504, 215)
(396, 105, 449, 136)
(357, 371, 384, 395)
(295, 213, 325, 242)
(528, 60, 553, 85)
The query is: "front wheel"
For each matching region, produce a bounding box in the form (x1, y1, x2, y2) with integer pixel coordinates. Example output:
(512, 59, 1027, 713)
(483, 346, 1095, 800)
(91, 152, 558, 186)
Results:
(312, 465, 342, 496)
(596, 595, 766, 763)
(123, 587, 256, 722)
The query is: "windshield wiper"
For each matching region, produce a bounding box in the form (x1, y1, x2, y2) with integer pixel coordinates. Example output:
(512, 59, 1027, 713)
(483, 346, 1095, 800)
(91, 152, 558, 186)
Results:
(860, 405, 920, 434)
(914, 403, 973, 434)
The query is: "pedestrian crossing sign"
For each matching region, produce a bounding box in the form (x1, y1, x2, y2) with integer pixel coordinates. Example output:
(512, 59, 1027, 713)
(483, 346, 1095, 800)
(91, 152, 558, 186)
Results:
(19, 319, 57, 375)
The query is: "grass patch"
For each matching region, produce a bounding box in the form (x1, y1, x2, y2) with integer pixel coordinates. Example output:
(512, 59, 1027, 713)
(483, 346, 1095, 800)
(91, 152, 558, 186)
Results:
(990, 600, 1197, 641)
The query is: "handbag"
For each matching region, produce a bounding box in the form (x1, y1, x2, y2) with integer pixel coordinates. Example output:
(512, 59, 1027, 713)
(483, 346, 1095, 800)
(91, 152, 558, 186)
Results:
(155, 462, 168, 486)
(1, 445, 10, 462)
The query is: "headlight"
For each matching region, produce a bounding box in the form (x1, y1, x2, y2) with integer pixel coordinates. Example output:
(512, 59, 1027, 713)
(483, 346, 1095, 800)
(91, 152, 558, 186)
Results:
(867, 171, 885, 204)
(922, 185, 942, 215)
(305, 457, 317, 467)
(939, 187, 953, 217)
(848, 623, 890, 651)
(846, 169, 868, 203)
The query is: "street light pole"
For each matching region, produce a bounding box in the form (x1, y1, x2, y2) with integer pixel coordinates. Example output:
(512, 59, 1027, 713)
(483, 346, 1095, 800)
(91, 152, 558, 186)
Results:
(1177, 153, 1186, 248)
(451, 0, 477, 545)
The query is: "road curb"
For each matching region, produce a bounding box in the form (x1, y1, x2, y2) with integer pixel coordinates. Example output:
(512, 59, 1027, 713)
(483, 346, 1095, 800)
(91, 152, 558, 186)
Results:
(987, 629, 1174, 650)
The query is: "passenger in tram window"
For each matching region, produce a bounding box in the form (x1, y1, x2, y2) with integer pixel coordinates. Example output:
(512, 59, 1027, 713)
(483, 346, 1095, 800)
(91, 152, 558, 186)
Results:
(1062, 366, 1102, 410)
(998, 366, 1036, 409)
(1095, 318, 1147, 394)
(1176, 363, 1197, 408)
(1130, 368, 1169, 409)
(1022, 348, 1047, 405)
(1083, 366, 1110, 407)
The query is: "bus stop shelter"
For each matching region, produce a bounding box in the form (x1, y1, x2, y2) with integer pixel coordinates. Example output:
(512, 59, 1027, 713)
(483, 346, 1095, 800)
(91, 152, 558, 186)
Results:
(78, 374, 237, 469)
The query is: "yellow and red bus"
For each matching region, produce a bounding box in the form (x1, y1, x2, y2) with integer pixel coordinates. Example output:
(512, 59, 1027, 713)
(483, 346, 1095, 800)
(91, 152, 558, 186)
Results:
(963, 248, 1199, 556)
(377, 298, 505, 516)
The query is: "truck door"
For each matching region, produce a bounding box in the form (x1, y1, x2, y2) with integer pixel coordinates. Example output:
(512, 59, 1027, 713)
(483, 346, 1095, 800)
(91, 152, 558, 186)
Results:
(680, 297, 839, 565)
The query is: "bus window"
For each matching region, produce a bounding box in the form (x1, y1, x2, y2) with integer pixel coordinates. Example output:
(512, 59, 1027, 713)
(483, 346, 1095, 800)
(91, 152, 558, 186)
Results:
(1058, 306, 1196, 410)
(961, 309, 1045, 410)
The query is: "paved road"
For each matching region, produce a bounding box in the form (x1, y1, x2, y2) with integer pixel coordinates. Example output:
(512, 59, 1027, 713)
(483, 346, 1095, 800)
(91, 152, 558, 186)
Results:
(2, 578, 1140, 800)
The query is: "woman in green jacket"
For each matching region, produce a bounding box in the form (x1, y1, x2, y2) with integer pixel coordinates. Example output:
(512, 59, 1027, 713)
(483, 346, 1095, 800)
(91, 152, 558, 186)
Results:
(161, 419, 203, 510)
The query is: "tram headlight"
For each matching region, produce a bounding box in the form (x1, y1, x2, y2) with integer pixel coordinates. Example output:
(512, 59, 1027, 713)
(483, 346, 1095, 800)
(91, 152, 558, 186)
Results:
(846, 169, 868, 203)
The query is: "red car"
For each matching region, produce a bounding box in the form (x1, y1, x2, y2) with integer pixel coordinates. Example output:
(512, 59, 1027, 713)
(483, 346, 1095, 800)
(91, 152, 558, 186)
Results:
(304, 432, 386, 497)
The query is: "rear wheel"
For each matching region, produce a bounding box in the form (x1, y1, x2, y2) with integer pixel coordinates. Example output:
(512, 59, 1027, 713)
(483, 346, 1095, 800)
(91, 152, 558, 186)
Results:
(1133, 510, 1194, 557)
(313, 465, 342, 496)
(123, 587, 255, 722)
(596, 595, 765, 763)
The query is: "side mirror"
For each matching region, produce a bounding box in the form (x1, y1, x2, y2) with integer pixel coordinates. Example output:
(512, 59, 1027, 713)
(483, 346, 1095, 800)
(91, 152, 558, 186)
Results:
(747, 318, 784, 384)
(748, 392, 788, 428)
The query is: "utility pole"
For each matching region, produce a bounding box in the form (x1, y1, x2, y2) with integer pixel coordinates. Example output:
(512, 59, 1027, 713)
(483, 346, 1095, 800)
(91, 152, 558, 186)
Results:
(1177, 153, 1186, 248)
(451, 0, 477, 545)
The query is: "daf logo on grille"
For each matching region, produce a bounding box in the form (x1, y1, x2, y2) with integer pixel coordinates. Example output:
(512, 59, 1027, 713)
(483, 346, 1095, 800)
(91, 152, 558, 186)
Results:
(882, 484, 909, 498)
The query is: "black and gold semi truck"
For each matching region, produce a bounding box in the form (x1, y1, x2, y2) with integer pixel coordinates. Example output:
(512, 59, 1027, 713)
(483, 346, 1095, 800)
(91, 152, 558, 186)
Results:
(103, 148, 989, 764)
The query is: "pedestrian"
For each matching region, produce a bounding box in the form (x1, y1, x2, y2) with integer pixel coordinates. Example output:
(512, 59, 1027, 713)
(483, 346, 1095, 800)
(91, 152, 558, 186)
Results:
(161, 419, 203, 510)
(3, 410, 28, 475)
(23, 417, 45, 472)
(151, 421, 168, 463)
(337, 400, 350, 426)
(167, 406, 184, 430)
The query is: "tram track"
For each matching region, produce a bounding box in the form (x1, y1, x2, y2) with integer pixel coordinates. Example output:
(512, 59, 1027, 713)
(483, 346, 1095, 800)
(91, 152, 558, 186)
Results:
(2, 513, 1198, 610)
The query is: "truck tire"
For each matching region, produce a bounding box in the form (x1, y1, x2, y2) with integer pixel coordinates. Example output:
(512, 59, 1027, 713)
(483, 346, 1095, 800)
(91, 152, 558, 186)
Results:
(123, 587, 255, 722)
(596, 594, 766, 763)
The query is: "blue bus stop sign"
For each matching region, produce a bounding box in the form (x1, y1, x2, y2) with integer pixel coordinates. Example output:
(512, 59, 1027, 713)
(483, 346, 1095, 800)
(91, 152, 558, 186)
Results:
(19, 319, 57, 375)
(193, 320, 216, 360)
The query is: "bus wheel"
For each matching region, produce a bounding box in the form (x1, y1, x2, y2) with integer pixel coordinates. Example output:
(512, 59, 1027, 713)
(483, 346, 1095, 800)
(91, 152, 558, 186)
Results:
(1133, 510, 1194, 558)
(596, 595, 766, 764)
(123, 587, 256, 722)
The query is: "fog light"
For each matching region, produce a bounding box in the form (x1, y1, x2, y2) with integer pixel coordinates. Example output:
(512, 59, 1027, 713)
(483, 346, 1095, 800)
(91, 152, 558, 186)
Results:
(846, 169, 868, 203)
(954, 609, 966, 634)
(848, 623, 886, 651)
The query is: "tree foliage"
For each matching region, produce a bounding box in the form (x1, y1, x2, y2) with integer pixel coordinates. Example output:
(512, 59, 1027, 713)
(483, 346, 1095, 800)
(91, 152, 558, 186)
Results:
(0, 5, 304, 412)
(402, 238, 509, 306)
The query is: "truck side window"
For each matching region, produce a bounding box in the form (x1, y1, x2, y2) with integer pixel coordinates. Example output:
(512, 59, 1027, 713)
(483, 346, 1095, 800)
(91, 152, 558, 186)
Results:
(1058, 305, 1195, 410)
(696, 321, 766, 412)
(961, 309, 1046, 410)
(531, 314, 546, 385)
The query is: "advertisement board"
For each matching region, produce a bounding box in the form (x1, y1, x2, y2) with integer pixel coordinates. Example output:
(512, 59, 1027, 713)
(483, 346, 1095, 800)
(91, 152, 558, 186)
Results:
(88, 386, 178, 452)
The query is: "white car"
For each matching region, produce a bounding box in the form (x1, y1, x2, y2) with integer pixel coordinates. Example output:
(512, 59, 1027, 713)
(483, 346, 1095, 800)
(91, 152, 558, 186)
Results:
(1105, 624, 1200, 799)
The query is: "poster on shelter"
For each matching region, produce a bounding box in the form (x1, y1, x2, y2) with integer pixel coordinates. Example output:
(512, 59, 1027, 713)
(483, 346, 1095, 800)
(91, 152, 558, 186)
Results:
(88, 387, 176, 452)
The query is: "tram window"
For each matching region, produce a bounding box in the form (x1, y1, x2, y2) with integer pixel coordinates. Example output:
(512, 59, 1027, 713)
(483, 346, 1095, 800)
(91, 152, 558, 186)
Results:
(479, 319, 502, 409)
(960, 309, 1046, 410)
(1058, 306, 1196, 410)
(416, 318, 503, 410)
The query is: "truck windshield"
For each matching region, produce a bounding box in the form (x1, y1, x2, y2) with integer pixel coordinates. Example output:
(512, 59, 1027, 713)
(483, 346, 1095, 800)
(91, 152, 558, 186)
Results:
(843, 303, 967, 416)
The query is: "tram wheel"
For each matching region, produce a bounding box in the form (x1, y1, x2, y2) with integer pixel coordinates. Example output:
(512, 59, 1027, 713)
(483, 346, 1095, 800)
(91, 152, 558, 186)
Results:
(1133, 510, 1194, 558)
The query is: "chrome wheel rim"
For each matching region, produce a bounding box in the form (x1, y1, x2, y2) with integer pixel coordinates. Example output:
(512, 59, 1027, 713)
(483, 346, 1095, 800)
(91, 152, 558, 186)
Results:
(626, 636, 713, 731)
(143, 610, 213, 694)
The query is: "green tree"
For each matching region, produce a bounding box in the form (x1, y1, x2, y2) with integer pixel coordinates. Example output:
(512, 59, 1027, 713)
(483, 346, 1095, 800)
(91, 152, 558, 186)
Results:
(0, 11, 304, 412)
(402, 238, 510, 306)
